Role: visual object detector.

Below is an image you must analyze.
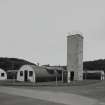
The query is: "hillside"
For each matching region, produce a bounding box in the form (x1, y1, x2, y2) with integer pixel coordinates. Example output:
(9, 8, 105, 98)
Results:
(83, 59, 105, 72)
(0, 57, 105, 72)
(54, 59, 105, 72)
(0, 57, 36, 71)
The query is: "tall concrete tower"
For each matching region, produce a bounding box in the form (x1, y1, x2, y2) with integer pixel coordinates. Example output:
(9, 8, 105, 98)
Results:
(67, 33, 83, 83)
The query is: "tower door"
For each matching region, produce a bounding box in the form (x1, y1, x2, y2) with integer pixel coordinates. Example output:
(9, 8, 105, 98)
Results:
(24, 70, 28, 82)
(70, 71, 74, 81)
(63, 71, 68, 83)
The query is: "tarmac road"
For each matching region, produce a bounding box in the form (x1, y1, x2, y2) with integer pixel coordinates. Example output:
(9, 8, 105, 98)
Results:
(0, 93, 66, 105)
(0, 86, 104, 105)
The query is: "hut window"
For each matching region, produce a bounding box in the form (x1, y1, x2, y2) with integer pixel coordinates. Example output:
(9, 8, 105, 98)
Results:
(20, 71, 23, 76)
(1, 73, 4, 77)
(29, 71, 33, 76)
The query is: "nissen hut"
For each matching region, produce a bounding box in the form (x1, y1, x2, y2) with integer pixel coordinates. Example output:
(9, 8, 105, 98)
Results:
(17, 65, 62, 83)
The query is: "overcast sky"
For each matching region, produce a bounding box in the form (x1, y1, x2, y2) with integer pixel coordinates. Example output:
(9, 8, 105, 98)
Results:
(0, 0, 105, 65)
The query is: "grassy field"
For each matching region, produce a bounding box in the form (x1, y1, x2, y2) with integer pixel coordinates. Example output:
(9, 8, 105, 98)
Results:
(0, 79, 102, 86)
(15, 80, 105, 101)
(36, 81, 105, 101)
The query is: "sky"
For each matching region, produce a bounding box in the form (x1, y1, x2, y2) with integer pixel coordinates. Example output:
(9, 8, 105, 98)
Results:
(0, 0, 105, 65)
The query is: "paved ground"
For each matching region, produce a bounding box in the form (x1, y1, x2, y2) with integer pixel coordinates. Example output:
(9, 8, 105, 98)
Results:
(0, 86, 104, 105)
(0, 92, 66, 105)
(0, 80, 105, 105)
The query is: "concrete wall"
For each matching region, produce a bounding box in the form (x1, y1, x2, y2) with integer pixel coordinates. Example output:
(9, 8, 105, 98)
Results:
(67, 34, 83, 82)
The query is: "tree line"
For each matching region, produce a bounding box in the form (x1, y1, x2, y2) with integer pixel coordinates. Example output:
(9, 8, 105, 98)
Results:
(83, 59, 105, 72)
(0, 57, 35, 71)
(0, 57, 105, 72)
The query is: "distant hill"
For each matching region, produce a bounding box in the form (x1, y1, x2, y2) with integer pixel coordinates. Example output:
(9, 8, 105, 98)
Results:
(0, 57, 36, 71)
(1, 57, 105, 72)
(83, 59, 105, 72)
(42, 59, 105, 72)
(53, 59, 105, 72)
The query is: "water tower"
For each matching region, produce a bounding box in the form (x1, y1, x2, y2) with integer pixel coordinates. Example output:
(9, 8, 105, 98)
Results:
(67, 33, 83, 83)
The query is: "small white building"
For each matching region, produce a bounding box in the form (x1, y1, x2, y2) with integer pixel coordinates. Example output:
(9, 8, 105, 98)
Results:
(83, 70, 105, 80)
(0, 68, 7, 80)
(17, 65, 61, 82)
(17, 65, 36, 82)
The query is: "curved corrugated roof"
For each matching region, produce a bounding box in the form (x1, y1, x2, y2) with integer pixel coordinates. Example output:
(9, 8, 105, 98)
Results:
(19, 65, 61, 78)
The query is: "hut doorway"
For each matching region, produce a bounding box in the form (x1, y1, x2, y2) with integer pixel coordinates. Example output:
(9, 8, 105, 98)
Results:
(70, 71, 74, 81)
(24, 70, 28, 82)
